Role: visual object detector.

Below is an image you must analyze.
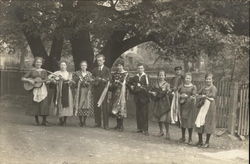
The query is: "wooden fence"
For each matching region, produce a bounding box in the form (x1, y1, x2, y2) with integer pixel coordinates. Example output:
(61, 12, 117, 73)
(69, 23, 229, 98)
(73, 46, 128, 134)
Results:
(236, 83, 249, 136)
(0, 70, 249, 136)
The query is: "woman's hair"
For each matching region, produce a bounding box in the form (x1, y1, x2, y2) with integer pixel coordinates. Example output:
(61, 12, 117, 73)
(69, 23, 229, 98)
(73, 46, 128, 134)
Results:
(115, 59, 125, 67)
(58, 60, 68, 66)
(80, 60, 88, 66)
(205, 73, 213, 79)
(32, 57, 44, 67)
(158, 70, 166, 76)
(184, 72, 192, 78)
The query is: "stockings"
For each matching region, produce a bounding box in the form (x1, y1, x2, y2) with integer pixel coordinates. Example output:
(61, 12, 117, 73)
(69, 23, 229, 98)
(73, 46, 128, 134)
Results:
(198, 133, 211, 144)
(181, 127, 193, 141)
(116, 118, 124, 130)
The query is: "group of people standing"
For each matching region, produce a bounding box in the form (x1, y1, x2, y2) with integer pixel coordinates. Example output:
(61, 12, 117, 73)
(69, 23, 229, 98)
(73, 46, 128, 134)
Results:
(22, 55, 217, 148)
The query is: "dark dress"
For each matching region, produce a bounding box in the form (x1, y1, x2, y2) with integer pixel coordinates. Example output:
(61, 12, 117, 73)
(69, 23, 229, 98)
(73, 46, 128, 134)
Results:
(178, 84, 197, 128)
(151, 80, 171, 123)
(110, 71, 129, 118)
(23, 69, 49, 116)
(196, 85, 217, 134)
(170, 75, 184, 92)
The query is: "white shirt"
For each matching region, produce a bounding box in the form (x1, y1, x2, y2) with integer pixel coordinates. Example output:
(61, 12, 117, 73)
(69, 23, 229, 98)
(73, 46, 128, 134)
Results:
(98, 65, 104, 71)
(136, 72, 149, 85)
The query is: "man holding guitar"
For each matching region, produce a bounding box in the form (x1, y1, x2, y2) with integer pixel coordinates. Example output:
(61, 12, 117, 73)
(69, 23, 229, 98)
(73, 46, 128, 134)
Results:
(21, 57, 49, 126)
(91, 55, 111, 129)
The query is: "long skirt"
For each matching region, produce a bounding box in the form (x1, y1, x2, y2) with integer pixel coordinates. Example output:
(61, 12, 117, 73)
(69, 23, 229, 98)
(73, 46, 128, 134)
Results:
(111, 88, 127, 118)
(48, 87, 74, 117)
(75, 87, 94, 117)
(153, 112, 171, 123)
(152, 97, 171, 123)
(196, 101, 216, 134)
(179, 98, 196, 128)
(26, 91, 49, 116)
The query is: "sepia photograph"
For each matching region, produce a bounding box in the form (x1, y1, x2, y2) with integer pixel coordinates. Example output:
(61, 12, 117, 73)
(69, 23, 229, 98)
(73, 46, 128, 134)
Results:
(0, 0, 249, 163)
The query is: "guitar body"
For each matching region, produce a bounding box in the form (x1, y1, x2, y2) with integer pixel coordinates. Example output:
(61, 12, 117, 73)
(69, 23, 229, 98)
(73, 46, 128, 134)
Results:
(24, 77, 44, 91)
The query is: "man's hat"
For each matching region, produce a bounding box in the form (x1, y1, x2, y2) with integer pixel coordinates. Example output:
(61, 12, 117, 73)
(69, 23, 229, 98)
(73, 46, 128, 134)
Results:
(174, 66, 182, 71)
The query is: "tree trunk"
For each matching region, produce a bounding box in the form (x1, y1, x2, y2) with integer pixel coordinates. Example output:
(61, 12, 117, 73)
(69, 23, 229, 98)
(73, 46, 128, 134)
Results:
(45, 28, 64, 71)
(101, 31, 127, 67)
(14, 7, 49, 68)
(183, 59, 190, 73)
(19, 46, 27, 70)
(70, 30, 94, 70)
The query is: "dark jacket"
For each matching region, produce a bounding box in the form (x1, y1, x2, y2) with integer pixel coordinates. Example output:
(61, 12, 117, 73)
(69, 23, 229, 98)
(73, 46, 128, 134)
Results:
(129, 73, 150, 104)
(91, 66, 111, 92)
(170, 75, 184, 92)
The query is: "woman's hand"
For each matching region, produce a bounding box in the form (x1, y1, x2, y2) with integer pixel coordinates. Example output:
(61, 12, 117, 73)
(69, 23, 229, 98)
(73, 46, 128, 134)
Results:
(180, 93, 188, 98)
(28, 79, 35, 85)
(150, 92, 157, 96)
(190, 95, 196, 99)
(130, 85, 134, 90)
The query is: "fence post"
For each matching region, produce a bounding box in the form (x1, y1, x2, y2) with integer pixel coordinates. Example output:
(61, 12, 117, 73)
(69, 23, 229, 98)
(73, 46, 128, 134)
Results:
(228, 82, 239, 134)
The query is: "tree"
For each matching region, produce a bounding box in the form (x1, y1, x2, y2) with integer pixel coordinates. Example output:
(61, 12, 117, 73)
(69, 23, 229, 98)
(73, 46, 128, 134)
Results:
(0, 0, 249, 77)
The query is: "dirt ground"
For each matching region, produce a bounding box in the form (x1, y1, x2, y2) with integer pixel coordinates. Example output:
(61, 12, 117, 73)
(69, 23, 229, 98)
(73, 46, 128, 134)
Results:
(0, 95, 248, 164)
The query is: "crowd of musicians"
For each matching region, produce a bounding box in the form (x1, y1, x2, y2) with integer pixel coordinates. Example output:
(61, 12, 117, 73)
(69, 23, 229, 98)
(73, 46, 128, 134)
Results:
(21, 55, 217, 148)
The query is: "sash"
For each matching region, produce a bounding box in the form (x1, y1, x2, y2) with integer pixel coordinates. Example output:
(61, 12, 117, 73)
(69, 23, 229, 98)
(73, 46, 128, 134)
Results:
(170, 92, 181, 124)
(97, 81, 110, 107)
(195, 99, 211, 127)
(112, 73, 128, 115)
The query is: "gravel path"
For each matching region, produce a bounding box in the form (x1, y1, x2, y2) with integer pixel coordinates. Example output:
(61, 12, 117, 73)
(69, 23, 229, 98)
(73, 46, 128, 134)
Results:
(0, 96, 248, 164)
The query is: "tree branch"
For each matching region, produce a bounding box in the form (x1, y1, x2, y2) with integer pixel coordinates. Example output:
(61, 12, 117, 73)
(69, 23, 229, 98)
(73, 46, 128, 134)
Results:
(120, 36, 153, 54)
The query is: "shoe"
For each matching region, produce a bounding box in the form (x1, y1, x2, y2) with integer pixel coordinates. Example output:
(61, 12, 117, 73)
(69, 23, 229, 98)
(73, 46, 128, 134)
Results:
(82, 122, 86, 127)
(136, 129, 143, 133)
(79, 122, 84, 127)
(112, 126, 119, 130)
(63, 121, 66, 126)
(104, 126, 109, 130)
(143, 131, 149, 136)
(187, 140, 193, 145)
(195, 141, 203, 147)
(201, 143, 209, 148)
(118, 127, 124, 132)
(41, 121, 50, 126)
(178, 138, 185, 143)
(94, 124, 101, 128)
(165, 133, 170, 140)
(156, 132, 164, 137)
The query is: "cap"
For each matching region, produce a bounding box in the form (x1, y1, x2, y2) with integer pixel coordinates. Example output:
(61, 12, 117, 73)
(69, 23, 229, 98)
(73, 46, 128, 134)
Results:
(174, 66, 182, 71)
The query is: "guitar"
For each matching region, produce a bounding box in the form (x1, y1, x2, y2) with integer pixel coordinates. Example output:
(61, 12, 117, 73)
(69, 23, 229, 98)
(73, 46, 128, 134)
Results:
(23, 77, 47, 91)
(23, 70, 57, 91)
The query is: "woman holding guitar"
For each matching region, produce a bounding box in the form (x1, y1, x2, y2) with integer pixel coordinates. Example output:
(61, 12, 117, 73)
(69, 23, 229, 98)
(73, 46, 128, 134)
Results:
(48, 61, 74, 126)
(21, 57, 49, 126)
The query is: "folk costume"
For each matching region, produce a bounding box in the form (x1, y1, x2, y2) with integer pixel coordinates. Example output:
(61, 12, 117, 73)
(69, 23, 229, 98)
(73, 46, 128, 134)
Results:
(150, 79, 171, 139)
(73, 70, 94, 126)
(48, 71, 74, 125)
(195, 85, 217, 147)
(178, 83, 197, 144)
(23, 69, 49, 125)
(110, 71, 129, 131)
